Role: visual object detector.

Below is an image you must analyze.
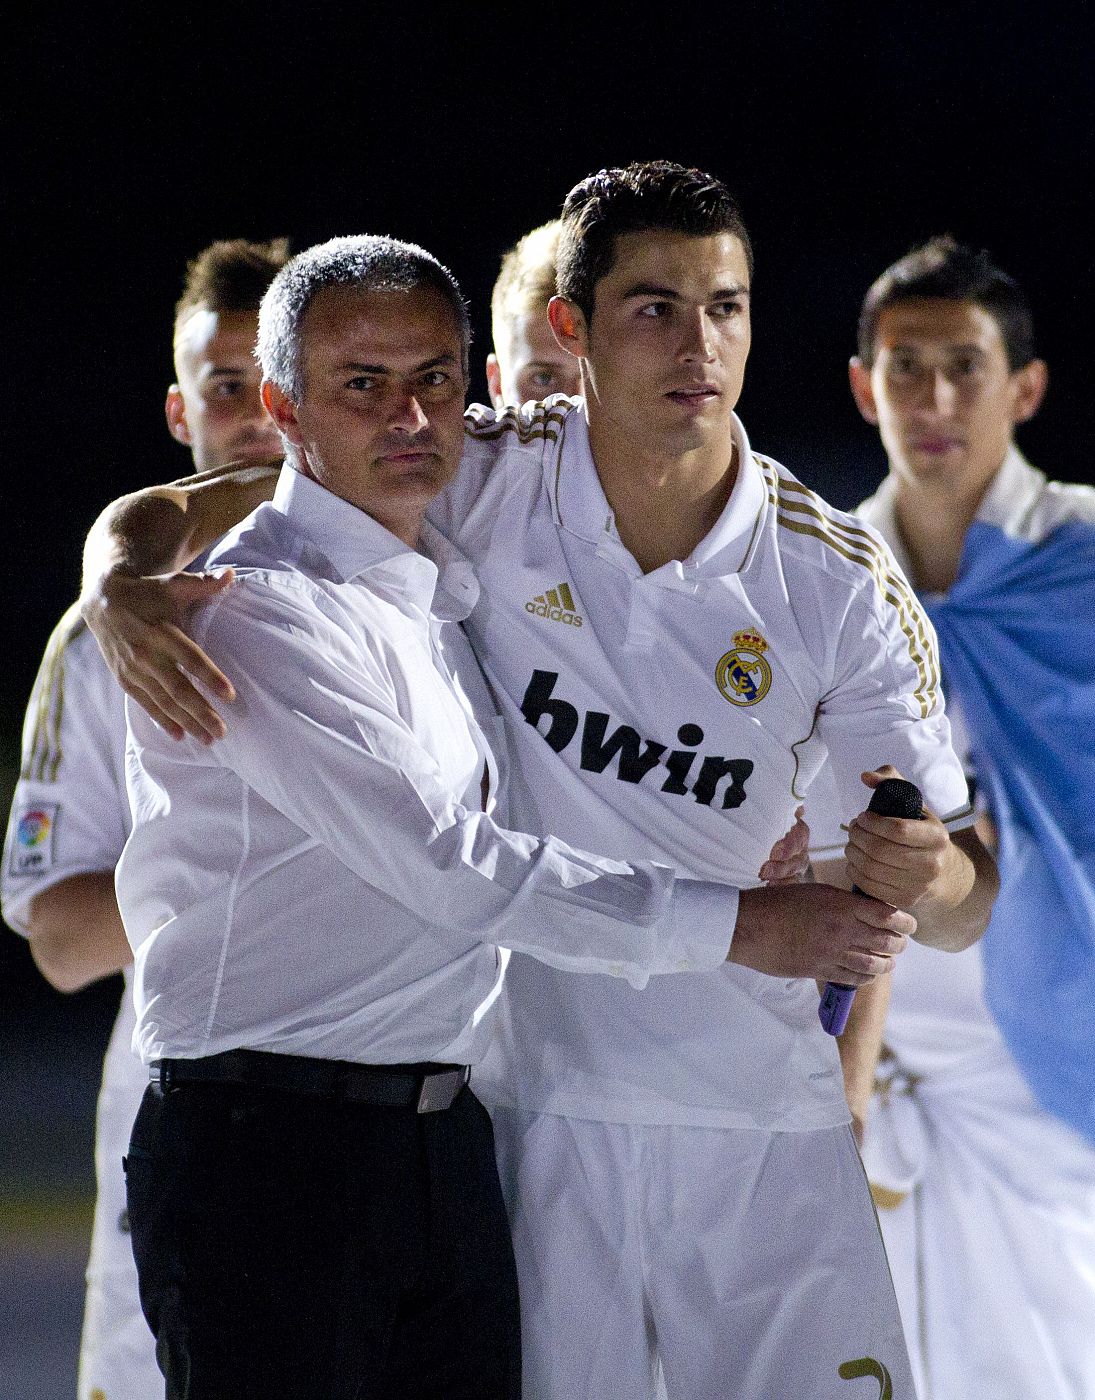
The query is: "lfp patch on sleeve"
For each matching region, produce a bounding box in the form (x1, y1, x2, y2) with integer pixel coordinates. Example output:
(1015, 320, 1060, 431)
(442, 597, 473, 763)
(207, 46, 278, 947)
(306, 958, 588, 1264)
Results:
(9, 803, 60, 877)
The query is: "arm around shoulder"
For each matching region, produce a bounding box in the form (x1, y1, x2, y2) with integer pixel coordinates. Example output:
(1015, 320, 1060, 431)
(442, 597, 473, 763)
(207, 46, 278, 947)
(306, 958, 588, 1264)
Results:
(81, 460, 281, 587)
(78, 464, 279, 742)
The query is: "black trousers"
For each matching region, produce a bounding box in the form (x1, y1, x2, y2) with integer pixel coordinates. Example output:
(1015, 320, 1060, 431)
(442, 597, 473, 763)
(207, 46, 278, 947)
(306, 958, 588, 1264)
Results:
(124, 1075, 521, 1400)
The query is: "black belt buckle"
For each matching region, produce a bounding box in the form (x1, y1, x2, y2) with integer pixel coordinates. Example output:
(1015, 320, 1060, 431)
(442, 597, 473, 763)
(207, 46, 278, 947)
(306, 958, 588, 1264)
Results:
(416, 1066, 469, 1114)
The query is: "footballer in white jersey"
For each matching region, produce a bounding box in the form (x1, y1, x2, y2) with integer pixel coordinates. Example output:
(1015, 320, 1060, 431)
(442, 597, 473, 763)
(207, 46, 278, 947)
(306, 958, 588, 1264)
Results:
(2, 611, 159, 1400)
(424, 393, 972, 1397)
(842, 452, 1095, 1400)
(437, 399, 975, 1130)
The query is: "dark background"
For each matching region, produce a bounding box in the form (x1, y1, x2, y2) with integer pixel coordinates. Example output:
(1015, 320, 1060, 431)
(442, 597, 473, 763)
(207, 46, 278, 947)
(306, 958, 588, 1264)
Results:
(3, 0, 1093, 1201)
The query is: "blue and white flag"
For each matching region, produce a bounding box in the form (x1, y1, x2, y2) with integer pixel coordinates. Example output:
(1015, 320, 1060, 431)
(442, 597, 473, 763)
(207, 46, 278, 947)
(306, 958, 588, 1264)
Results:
(926, 516, 1095, 1145)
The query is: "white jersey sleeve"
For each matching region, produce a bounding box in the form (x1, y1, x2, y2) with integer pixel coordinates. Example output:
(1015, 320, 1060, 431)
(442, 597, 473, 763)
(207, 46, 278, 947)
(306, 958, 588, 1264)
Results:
(2, 604, 130, 935)
(427, 398, 571, 549)
(808, 540, 973, 851)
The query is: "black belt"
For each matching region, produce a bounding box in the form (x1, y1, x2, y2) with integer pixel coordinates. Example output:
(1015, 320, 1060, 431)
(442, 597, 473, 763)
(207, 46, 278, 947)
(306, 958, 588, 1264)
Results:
(150, 1049, 470, 1114)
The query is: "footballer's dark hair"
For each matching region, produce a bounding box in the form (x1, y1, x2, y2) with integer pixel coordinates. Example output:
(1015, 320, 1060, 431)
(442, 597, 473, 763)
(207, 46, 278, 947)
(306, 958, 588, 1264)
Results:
(557, 161, 752, 322)
(174, 238, 291, 329)
(858, 236, 1035, 370)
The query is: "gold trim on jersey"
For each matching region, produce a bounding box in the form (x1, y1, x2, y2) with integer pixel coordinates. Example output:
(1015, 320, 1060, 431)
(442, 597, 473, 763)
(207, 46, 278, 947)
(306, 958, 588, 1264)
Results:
(757, 459, 940, 718)
(789, 712, 821, 801)
(463, 401, 570, 446)
(22, 602, 87, 783)
(837, 1356, 893, 1398)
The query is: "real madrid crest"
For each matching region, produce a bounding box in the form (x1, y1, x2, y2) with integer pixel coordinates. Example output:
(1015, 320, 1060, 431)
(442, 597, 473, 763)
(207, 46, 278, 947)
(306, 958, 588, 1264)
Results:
(715, 629, 772, 707)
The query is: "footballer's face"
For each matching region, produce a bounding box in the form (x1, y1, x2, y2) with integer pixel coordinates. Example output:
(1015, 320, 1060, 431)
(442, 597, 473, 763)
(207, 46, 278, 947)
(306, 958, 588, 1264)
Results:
(849, 298, 1047, 502)
(487, 308, 582, 408)
(552, 229, 751, 461)
(167, 308, 283, 471)
(262, 283, 467, 545)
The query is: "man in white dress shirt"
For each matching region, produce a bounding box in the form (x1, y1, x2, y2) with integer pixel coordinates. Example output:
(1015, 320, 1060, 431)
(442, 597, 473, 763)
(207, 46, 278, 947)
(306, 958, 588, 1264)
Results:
(1, 237, 287, 1400)
(825, 235, 1095, 1399)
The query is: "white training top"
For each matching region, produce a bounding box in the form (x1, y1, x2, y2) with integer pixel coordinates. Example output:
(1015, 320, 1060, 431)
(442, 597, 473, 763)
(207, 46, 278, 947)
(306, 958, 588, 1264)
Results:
(845, 447, 1095, 1080)
(116, 465, 733, 1067)
(427, 398, 972, 1130)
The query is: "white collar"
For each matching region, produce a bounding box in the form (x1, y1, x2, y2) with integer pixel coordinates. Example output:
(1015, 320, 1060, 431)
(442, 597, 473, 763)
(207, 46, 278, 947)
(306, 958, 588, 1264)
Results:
(973, 445, 1046, 534)
(271, 464, 479, 621)
(858, 444, 1045, 574)
(551, 405, 767, 580)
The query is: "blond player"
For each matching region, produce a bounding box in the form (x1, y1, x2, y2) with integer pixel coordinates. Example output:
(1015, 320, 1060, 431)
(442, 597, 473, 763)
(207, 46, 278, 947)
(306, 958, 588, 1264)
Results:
(2, 238, 287, 1400)
(486, 221, 581, 409)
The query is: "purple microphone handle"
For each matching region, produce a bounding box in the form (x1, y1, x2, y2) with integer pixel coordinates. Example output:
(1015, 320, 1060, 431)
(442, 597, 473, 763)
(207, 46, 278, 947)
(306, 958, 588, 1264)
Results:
(818, 777, 924, 1036)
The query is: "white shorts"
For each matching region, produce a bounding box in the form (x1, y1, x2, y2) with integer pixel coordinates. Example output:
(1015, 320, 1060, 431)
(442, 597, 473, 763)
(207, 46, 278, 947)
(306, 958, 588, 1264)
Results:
(77, 1004, 161, 1400)
(491, 1108, 915, 1400)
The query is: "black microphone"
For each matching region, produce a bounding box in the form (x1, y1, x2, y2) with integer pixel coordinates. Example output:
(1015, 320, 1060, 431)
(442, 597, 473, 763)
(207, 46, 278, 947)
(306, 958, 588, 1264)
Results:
(818, 777, 924, 1035)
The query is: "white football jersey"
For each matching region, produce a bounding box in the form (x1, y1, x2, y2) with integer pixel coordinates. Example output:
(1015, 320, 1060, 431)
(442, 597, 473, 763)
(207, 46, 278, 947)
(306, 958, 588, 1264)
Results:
(2, 606, 160, 1397)
(4, 607, 130, 916)
(430, 397, 973, 1130)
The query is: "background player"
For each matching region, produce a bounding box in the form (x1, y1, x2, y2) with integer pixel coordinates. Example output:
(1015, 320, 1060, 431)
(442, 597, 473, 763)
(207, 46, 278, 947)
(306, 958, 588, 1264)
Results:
(815, 236, 1095, 1398)
(486, 221, 581, 408)
(2, 237, 287, 1399)
(78, 165, 997, 1399)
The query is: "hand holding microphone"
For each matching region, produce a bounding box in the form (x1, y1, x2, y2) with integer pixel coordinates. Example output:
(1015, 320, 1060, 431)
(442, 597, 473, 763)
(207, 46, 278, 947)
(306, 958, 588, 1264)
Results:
(818, 776, 924, 1036)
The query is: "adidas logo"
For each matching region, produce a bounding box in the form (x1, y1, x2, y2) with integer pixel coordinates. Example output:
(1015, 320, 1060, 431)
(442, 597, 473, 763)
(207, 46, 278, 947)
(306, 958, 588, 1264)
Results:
(525, 582, 583, 628)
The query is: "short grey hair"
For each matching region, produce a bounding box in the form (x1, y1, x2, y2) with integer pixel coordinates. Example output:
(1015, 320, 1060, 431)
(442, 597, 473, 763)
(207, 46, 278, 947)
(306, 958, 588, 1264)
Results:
(256, 234, 472, 400)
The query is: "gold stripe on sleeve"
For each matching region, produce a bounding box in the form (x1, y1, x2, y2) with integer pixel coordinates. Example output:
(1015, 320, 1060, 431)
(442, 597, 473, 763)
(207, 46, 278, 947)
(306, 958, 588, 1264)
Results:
(765, 473, 941, 700)
(463, 402, 570, 445)
(21, 603, 87, 783)
(758, 460, 940, 718)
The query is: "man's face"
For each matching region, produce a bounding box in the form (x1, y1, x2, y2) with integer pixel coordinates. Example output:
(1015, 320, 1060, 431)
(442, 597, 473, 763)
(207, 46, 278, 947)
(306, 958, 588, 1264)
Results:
(487, 308, 582, 408)
(850, 298, 1046, 499)
(167, 308, 282, 470)
(555, 230, 752, 459)
(265, 283, 467, 536)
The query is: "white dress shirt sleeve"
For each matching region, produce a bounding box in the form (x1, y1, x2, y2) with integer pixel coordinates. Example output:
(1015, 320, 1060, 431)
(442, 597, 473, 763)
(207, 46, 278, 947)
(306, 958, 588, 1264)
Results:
(170, 580, 734, 989)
